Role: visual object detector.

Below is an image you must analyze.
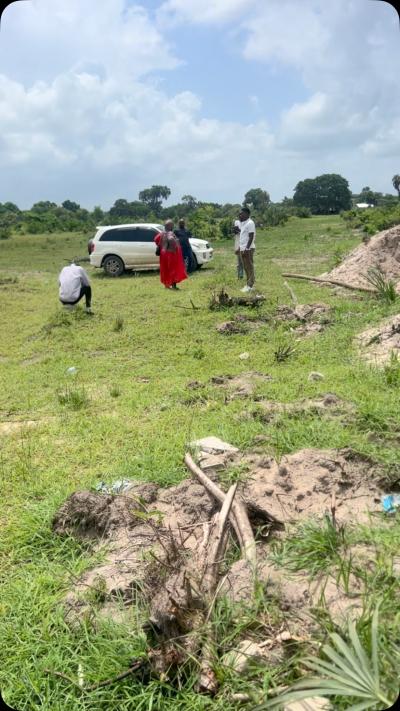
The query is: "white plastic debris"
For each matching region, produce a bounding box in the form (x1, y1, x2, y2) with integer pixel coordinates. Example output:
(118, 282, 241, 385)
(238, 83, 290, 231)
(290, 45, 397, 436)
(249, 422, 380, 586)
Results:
(66, 366, 78, 375)
(239, 352, 250, 360)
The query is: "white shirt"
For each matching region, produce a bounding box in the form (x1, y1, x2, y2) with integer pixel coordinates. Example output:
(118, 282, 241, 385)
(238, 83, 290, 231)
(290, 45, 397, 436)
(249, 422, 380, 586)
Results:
(239, 218, 256, 251)
(234, 219, 241, 250)
(59, 264, 90, 302)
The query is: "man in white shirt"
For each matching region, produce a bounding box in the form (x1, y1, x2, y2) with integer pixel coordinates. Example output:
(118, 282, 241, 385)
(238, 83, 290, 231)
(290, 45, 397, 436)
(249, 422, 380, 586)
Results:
(238, 207, 256, 292)
(59, 261, 92, 313)
(233, 216, 244, 279)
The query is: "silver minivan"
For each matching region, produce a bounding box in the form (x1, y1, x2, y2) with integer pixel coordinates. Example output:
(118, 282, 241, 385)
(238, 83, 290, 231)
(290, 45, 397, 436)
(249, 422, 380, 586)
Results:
(88, 223, 213, 276)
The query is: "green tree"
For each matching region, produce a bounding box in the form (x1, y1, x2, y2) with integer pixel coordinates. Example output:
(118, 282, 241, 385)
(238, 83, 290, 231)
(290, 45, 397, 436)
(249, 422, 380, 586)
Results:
(359, 186, 377, 205)
(181, 195, 198, 210)
(62, 200, 80, 212)
(138, 185, 171, 215)
(293, 174, 352, 214)
(392, 174, 400, 199)
(244, 188, 270, 211)
(31, 201, 58, 213)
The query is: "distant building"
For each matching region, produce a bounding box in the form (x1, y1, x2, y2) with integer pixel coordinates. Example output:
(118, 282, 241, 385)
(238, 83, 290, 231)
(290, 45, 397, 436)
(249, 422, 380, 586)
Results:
(356, 202, 374, 209)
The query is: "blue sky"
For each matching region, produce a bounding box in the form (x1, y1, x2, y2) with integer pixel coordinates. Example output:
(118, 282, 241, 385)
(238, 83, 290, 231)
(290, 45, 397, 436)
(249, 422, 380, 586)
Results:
(0, 0, 399, 208)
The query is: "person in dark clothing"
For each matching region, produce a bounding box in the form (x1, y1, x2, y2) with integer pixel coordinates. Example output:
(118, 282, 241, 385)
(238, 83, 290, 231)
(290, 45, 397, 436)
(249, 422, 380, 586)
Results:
(174, 218, 195, 273)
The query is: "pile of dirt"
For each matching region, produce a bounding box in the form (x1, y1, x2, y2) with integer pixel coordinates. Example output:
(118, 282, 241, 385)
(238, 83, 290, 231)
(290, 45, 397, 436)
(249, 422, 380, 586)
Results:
(216, 314, 268, 335)
(275, 303, 331, 336)
(54, 443, 383, 630)
(239, 447, 382, 525)
(356, 314, 400, 365)
(210, 371, 273, 399)
(321, 224, 400, 292)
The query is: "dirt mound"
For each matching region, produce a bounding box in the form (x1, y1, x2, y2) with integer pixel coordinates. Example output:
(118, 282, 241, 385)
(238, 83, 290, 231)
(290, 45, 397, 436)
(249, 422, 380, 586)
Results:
(275, 303, 331, 336)
(216, 314, 268, 335)
(321, 224, 400, 291)
(210, 371, 273, 399)
(356, 314, 400, 365)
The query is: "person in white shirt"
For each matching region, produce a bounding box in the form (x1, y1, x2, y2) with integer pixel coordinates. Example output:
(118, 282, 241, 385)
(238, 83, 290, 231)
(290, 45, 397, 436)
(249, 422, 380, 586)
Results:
(59, 261, 92, 313)
(233, 217, 244, 279)
(238, 207, 256, 292)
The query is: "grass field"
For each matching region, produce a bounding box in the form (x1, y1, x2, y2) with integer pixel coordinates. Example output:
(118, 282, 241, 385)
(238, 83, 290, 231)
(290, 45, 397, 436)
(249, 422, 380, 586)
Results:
(1, 216, 399, 710)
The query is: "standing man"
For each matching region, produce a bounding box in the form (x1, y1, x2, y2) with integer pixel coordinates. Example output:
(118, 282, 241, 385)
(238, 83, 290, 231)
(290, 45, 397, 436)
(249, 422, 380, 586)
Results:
(238, 207, 256, 292)
(174, 218, 195, 273)
(233, 216, 244, 279)
(59, 260, 93, 313)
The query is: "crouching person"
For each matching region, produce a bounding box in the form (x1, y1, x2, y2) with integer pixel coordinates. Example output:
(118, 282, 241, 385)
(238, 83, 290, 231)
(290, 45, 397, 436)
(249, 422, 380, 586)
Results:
(59, 261, 92, 313)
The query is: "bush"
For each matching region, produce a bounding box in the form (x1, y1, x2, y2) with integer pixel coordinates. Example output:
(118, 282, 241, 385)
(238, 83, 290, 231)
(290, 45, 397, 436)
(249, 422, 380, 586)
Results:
(0, 227, 11, 240)
(341, 205, 400, 235)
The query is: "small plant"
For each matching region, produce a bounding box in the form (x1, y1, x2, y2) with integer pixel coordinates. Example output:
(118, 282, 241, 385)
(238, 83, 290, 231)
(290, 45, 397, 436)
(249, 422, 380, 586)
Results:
(272, 515, 348, 576)
(383, 350, 400, 386)
(57, 385, 89, 410)
(261, 605, 395, 711)
(112, 315, 124, 332)
(332, 246, 345, 267)
(364, 267, 397, 303)
(303, 232, 312, 241)
(274, 342, 296, 363)
(85, 575, 108, 606)
(110, 385, 121, 398)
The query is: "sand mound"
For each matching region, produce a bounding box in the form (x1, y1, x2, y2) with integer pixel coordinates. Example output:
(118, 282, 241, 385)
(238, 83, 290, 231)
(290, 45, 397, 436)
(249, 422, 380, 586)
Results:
(321, 224, 400, 291)
(54, 444, 384, 629)
(356, 314, 400, 365)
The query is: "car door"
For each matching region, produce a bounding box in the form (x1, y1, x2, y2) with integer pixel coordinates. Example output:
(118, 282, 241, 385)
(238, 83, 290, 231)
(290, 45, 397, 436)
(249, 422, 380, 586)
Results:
(132, 227, 159, 266)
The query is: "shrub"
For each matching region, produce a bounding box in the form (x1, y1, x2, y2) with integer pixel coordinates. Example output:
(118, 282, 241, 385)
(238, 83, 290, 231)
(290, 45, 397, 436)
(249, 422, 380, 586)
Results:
(0, 227, 11, 240)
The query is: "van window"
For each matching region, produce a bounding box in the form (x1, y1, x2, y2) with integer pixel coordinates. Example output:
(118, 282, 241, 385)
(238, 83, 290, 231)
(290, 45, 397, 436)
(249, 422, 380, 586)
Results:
(99, 228, 158, 242)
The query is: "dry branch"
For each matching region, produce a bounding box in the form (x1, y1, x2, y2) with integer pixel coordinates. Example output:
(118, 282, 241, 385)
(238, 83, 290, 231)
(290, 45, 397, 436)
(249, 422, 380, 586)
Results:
(184, 453, 256, 568)
(281, 272, 376, 294)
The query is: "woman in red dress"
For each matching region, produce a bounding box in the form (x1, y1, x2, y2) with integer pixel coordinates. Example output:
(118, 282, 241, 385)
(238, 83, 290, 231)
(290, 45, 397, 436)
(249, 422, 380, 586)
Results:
(154, 219, 187, 289)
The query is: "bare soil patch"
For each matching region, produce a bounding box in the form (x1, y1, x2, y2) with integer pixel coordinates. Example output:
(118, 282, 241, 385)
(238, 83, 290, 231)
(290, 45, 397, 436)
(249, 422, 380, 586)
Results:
(275, 303, 331, 336)
(322, 224, 400, 291)
(252, 392, 354, 424)
(210, 371, 273, 399)
(216, 314, 269, 335)
(0, 419, 41, 436)
(356, 314, 400, 365)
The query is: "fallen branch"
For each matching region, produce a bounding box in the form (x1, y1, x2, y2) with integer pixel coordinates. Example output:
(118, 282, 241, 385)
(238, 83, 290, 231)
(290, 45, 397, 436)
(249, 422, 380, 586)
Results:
(199, 484, 237, 693)
(281, 273, 376, 294)
(283, 280, 298, 306)
(184, 453, 256, 568)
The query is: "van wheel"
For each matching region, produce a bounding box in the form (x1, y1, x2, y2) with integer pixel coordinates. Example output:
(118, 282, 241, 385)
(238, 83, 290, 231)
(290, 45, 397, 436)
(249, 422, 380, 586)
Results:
(192, 255, 202, 270)
(103, 255, 124, 277)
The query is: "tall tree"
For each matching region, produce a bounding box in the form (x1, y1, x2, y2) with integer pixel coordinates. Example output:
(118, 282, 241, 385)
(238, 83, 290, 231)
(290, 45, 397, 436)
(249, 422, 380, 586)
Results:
(138, 185, 171, 215)
(392, 174, 400, 199)
(293, 174, 351, 214)
(181, 195, 198, 210)
(244, 188, 270, 211)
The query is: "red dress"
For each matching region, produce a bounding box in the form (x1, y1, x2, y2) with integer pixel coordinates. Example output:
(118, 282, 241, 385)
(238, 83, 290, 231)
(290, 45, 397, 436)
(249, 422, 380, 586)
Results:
(154, 231, 187, 287)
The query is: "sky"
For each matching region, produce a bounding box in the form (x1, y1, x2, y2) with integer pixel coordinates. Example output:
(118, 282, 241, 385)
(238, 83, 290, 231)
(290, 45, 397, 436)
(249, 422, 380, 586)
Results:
(0, 0, 399, 209)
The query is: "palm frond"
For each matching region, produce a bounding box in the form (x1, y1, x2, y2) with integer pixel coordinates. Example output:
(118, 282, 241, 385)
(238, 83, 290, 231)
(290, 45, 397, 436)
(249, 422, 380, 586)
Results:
(257, 604, 393, 711)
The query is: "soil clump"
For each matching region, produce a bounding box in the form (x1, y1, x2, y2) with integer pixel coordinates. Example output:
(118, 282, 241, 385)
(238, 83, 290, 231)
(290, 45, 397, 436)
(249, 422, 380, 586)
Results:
(275, 303, 331, 336)
(356, 314, 400, 365)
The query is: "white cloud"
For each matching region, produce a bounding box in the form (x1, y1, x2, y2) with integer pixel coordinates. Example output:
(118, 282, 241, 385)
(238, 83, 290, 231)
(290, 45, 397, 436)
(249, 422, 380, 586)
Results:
(157, 0, 257, 26)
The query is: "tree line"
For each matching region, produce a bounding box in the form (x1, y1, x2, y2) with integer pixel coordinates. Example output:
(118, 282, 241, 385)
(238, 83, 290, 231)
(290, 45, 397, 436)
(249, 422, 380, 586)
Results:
(0, 174, 398, 241)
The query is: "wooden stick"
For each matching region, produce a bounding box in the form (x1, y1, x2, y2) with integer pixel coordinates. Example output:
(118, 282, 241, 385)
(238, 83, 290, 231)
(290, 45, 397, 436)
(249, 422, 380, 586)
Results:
(199, 484, 237, 693)
(184, 453, 256, 568)
(283, 280, 298, 306)
(281, 273, 376, 294)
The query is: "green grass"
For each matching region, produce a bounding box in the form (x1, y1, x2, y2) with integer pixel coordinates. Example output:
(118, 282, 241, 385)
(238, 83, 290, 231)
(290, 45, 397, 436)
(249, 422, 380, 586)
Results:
(1, 216, 400, 709)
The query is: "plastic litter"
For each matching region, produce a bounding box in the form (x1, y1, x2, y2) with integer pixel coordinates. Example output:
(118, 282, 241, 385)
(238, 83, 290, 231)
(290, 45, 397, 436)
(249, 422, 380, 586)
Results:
(382, 494, 400, 514)
(95, 479, 132, 494)
(239, 352, 250, 360)
(66, 366, 78, 375)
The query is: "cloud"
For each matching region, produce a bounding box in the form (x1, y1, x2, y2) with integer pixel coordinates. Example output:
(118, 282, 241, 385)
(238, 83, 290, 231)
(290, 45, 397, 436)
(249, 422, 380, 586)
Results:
(157, 0, 257, 26)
